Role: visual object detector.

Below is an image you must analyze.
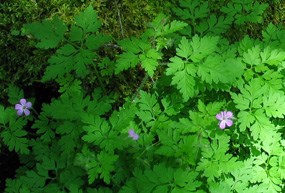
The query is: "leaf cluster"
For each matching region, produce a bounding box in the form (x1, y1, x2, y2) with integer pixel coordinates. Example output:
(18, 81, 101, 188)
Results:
(2, 1, 285, 193)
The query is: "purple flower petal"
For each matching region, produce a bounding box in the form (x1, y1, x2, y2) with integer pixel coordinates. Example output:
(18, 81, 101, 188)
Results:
(128, 129, 135, 136)
(15, 104, 22, 110)
(15, 98, 32, 116)
(23, 109, 30, 116)
(17, 109, 23, 116)
(216, 110, 234, 129)
(225, 119, 233, 127)
(132, 133, 139, 140)
(20, 99, 27, 105)
(225, 111, 233, 119)
(128, 129, 139, 140)
(216, 113, 223, 120)
(219, 120, 226, 129)
(25, 102, 32, 108)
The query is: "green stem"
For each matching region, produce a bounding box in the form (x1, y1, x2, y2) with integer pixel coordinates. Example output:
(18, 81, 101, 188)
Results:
(131, 74, 149, 102)
(93, 64, 106, 94)
(31, 107, 50, 122)
(64, 39, 82, 50)
(136, 141, 160, 159)
(64, 38, 106, 93)
(31, 107, 39, 117)
(115, 0, 125, 38)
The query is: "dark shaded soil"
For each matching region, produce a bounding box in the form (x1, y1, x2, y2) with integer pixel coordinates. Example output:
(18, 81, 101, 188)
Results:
(0, 148, 20, 191)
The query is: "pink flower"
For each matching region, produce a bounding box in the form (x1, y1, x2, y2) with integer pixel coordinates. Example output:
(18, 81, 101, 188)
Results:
(216, 111, 233, 129)
(15, 99, 32, 116)
(128, 129, 139, 140)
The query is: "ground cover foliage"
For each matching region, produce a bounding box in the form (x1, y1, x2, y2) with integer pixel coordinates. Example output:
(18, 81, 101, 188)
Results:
(0, 0, 171, 103)
(1, 0, 285, 192)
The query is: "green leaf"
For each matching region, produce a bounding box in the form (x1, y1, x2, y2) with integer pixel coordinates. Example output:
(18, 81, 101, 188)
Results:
(136, 91, 161, 127)
(115, 52, 140, 74)
(139, 49, 162, 77)
(58, 76, 82, 95)
(85, 151, 118, 184)
(5, 179, 26, 193)
(176, 37, 192, 59)
(74, 5, 101, 33)
(259, 70, 283, 92)
(197, 56, 244, 84)
(179, 100, 224, 134)
(97, 152, 118, 184)
(209, 179, 233, 193)
(166, 55, 197, 102)
(238, 36, 257, 54)
(82, 114, 126, 152)
(1, 116, 29, 154)
(221, 1, 268, 25)
(178, 117, 200, 134)
(42, 44, 96, 81)
(118, 38, 142, 53)
(173, 68, 196, 101)
(149, 13, 188, 37)
(32, 114, 56, 143)
(115, 37, 152, 74)
(8, 85, 24, 105)
(155, 128, 180, 157)
(230, 159, 254, 192)
(87, 89, 113, 116)
(67, 184, 83, 193)
(250, 154, 282, 191)
(43, 90, 89, 120)
(197, 134, 241, 181)
(237, 111, 255, 131)
(196, 15, 233, 35)
(38, 7, 106, 81)
(262, 23, 285, 48)
(260, 47, 285, 65)
(24, 162, 51, 188)
(69, 25, 84, 42)
(242, 46, 261, 66)
(190, 35, 219, 62)
(126, 164, 202, 193)
(158, 20, 188, 36)
(166, 56, 185, 75)
(251, 109, 275, 141)
(81, 115, 106, 143)
(269, 155, 285, 180)
(231, 92, 250, 111)
(110, 103, 137, 131)
(161, 93, 184, 116)
(23, 17, 67, 49)
(85, 34, 112, 50)
(231, 79, 265, 111)
(263, 91, 285, 118)
(262, 133, 283, 155)
(42, 52, 73, 81)
(0, 105, 9, 125)
(197, 100, 224, 116)
(88, 187, 113, 193)
(74, 49, 96, 76)
(59, 44, 77, 55)
(178, 135, 206, 166)
(173, 0, 209, 21)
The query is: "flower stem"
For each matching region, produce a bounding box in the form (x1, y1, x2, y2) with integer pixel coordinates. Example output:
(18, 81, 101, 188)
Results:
(31, 107, 39, 117)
